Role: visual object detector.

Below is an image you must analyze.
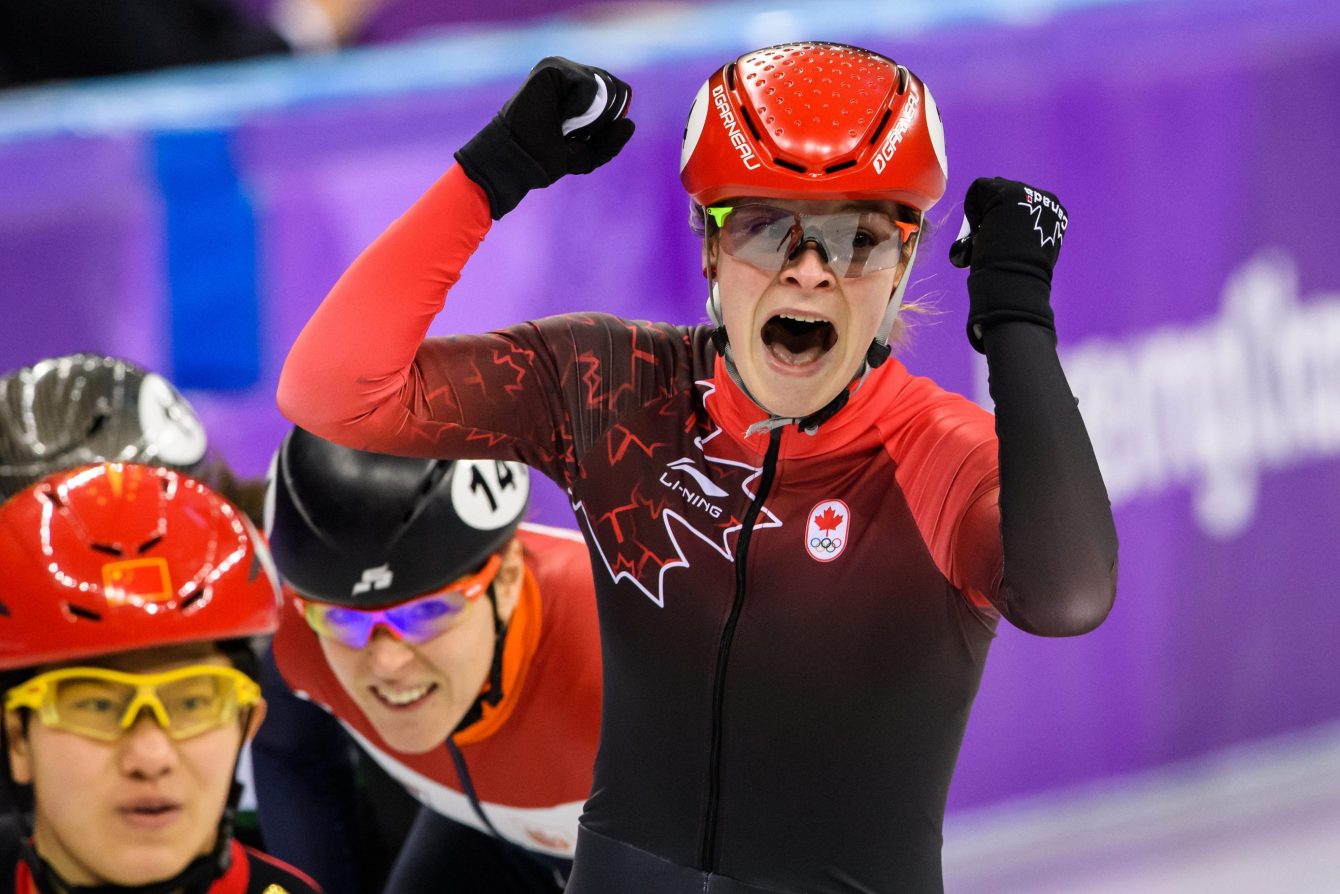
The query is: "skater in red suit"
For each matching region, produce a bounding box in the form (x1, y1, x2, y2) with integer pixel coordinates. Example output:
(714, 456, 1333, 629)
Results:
(254, 428, 600, 893)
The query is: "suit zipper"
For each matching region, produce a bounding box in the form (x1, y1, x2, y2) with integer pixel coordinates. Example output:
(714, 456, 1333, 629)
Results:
(700, 427, 783, 871)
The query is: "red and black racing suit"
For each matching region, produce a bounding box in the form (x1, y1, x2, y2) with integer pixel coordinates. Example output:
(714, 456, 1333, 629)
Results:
(254, 524, 602, 893)
(278, 165, 1118, 893)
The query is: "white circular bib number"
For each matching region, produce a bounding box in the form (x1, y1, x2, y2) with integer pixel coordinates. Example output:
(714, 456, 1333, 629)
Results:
(450, 460, 530, 530)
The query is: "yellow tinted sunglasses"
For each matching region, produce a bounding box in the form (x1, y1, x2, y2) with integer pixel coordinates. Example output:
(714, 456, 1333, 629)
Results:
(4, 665, 261, 742)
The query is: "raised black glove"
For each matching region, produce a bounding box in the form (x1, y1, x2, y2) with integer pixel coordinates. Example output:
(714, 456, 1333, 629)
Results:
(949, 177, 1068, 353)
(455, 56, 635, 219)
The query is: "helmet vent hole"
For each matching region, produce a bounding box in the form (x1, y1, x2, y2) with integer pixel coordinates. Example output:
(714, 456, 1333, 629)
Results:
(39, 485, 65, 510)
(138, 535, 163, 554)
(91, 542, 122, 557)
(64, 603, 102, 622)
(0, 600, 10, 617)
(824, 160, 857, 174)
(725, 63, 738, 90)
(86, 412, 109, 438)
(180, 587, 207, 610)
(773, 158, 807, 174)
(867, 109, 893, 145)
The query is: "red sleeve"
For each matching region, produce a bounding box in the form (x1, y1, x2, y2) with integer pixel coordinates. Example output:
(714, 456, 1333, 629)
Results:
(277, 164, 491, 451)
(879, 376, 1003, 614)
(277, 164, 700, 488)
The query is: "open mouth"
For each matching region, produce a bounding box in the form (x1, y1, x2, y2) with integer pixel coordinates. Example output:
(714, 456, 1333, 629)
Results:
(119, 800, 182, 828)
(762, 313, 836, 366)
(371, 682, 436, 709)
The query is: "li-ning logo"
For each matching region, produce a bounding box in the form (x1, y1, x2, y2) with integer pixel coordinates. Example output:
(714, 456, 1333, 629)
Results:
(805, 499, 850, 562)
(1019, 187, 1068, 248)
(872, 91, 920, 175)
(574, 377, 783, 608)
(712, 84, 761, 171)
(352, 564, 393, 596)
(660, 457, 726, 518)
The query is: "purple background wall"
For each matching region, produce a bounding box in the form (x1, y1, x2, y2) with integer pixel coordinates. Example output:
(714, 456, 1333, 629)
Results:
(237, 0, 656, 43)
(1, 0, 1337, 813)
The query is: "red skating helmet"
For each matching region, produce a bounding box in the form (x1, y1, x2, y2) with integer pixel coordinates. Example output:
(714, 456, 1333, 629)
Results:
(680, 42, 947, 211)
(0, 462, 280, 671)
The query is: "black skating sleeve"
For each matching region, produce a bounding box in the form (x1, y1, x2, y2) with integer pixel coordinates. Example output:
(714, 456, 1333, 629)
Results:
(982, 321, 1118, 635)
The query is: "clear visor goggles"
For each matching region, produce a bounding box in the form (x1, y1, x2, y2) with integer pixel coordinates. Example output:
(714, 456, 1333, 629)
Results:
(707, 203, 920, 278)
(4, 665, 260, 742)
(302, 553, 501, 649)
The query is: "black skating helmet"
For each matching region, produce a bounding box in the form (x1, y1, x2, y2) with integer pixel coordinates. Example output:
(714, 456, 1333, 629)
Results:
(0, 353, 209, 501)
(265, 427, 530, 607)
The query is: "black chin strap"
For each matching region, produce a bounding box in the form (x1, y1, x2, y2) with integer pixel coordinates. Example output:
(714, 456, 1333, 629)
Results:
(709, 325, 729, 356)
(795, 388, 851, 433)
(451, 582, 509, 735)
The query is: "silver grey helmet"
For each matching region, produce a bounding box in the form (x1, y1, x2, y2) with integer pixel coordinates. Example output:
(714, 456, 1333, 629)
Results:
(0, 354, 209, 501)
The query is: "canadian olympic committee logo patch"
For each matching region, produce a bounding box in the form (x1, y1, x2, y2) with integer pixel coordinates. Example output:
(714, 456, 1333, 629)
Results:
(805, 499, 850, 562)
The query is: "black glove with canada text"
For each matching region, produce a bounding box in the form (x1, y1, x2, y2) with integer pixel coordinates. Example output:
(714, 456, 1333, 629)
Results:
(455, 56, 635, 219)
(949, 177, 1068, 353)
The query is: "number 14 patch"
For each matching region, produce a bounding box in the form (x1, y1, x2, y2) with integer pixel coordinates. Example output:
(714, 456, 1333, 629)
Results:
(805, 499, 850, 562)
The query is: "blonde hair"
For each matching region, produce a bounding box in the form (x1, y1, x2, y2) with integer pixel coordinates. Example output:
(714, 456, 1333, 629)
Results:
(884, 207, 957, 351)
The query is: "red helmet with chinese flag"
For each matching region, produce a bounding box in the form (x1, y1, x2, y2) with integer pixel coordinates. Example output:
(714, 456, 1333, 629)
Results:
(0, 462, 280, 671)
(679, 42, 948, 211)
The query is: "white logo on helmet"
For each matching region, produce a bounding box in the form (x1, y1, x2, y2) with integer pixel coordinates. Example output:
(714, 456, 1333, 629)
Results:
(680, 81, 711, 174)
(711, 84, 761, 171)
(922, 81, 948, 180)
(137, 373, 207, 467)
(872, 90, 920, 176)
(353, 564, 393, 596)
(450, 460, 530, 531)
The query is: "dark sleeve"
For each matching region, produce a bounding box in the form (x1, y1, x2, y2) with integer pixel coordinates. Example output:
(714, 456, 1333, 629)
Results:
(0, 0, 289, 87)
(384, 807, 569, 894)
(249, 647, 362, 894)
(982, 320, 1118, 635)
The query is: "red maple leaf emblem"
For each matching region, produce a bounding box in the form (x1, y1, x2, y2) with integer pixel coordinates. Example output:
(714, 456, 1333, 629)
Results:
(814, 506, 843, 533)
